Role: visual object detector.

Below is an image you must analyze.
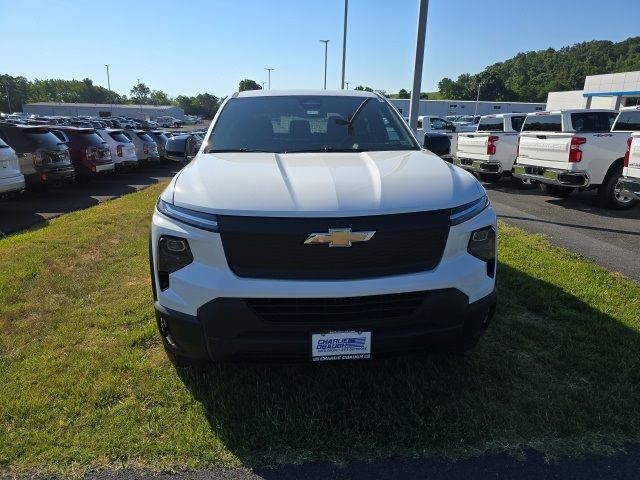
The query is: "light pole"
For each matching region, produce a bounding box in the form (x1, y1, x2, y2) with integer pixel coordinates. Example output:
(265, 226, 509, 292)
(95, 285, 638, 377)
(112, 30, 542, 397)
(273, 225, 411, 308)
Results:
(265, 68, 274, 89)
(104, 64, 112, 116)
(345, 81, 350, 89)
(320, 40, 330, 89)
(408, 0, 429, 132)
(341, 0, 348, 89)
(473, 82, 483, 117)
(261, 82, 266, 89)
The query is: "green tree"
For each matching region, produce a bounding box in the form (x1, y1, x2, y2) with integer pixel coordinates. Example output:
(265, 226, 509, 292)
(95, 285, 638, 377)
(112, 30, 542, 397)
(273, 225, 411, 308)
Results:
(238, 79, 262, 92)
(130, 82, 151, 103)
(354, 85, 374, 92)
(397, 88, 410, 99)
(149, 90, 171, 105)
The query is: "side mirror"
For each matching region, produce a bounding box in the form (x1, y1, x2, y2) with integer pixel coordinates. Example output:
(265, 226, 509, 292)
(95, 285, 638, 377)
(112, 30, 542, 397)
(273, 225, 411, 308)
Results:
(447, 123, 456, 132)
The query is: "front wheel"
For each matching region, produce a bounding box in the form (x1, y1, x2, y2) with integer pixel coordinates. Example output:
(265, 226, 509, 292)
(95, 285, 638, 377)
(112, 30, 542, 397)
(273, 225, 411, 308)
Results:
(539, 183, 575, 197)
(598, 167, 638, 209)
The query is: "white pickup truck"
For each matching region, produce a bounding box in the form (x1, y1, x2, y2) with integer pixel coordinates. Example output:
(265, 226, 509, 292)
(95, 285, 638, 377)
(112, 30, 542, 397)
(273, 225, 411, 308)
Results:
(619, 109, 640, 201)
(513, 109, 638, 208)
(454, 113, 530, 187)
(416, 116, 457, 158)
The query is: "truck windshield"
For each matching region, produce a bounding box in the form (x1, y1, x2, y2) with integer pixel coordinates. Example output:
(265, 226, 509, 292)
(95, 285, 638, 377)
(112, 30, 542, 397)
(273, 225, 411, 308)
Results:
(612, 110, 640, 131)
(206, 95, 419, 153)
(570, 112, 617, 132)
(477, 118, 504, 132)
(521, 114, 562, 132)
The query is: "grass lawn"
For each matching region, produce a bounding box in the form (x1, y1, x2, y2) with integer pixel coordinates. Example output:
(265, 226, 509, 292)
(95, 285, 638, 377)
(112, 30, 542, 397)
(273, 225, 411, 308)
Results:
(1, 183, 639, 477)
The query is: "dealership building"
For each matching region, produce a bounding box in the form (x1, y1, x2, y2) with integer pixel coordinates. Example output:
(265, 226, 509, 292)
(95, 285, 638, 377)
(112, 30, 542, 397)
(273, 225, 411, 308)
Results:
(547, 71, 640, 110)
(388, 99, 545, 117)
(22, 102, 185, 120)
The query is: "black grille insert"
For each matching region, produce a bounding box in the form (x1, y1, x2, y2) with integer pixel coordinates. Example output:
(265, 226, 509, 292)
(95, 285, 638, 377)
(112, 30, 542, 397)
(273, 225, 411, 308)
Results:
(218, 210, 450, 280)
(246, 290, 429, 323)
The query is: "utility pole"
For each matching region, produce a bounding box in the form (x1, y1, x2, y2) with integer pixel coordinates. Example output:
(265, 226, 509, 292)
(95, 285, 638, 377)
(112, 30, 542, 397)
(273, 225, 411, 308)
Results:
(341, 0, 348, 89)
(105, 64, 112, 116)
(474, 83, 482, 117)
(408, 0, 429, 132)
(320, 40, 330, 89)
(265, 68, 274, 89)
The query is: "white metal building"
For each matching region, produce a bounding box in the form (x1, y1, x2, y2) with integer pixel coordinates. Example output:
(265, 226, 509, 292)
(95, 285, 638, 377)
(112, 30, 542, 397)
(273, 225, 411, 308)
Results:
(546, 71, 640, 110)
(22, 102, 185, 120)
(388, 99, 545, 117)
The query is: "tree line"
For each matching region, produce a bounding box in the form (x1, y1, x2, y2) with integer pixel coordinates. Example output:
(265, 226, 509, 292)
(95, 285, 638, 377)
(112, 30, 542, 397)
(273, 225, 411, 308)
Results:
(0, 74, 223, 119)
(436, 37, 640, 102)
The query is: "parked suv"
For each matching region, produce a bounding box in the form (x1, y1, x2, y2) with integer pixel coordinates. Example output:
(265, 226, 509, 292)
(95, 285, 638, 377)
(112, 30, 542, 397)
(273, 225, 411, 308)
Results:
(147, 131, 170, 159)
(150, 90, 497, 365)
(49, 127, 115, 178)
(0, 137, 26, 198)
(124, 130, 160, 164)
(0, 124, 75, 188)
(96, 129, 139, 169)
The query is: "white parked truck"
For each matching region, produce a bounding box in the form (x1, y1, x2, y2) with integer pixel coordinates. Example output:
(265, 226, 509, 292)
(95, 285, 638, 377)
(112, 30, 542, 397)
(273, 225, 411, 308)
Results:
(454, 113, 529, 187)
(416, 116, 458, 158)
(513, 109, 638, 208)
(620, 121, 640, 200)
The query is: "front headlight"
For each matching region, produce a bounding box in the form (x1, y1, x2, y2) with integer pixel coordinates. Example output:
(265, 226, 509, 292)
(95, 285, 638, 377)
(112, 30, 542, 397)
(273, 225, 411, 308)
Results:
(450, 194, 489, 226)
(156, 198, 219, 232)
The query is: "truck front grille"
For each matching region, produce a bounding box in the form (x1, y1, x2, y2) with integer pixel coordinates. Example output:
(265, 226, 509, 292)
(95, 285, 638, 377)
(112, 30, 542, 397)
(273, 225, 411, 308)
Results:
(218, 210, 450, 280)
(246, 291, 429, 323)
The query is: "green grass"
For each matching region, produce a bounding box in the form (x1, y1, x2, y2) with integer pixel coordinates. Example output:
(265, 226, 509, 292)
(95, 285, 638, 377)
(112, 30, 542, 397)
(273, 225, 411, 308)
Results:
(1, 184, 639, 477)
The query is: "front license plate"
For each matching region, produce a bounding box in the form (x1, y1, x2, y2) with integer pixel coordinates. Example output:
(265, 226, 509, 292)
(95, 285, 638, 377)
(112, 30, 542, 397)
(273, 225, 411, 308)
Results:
(311, 331, 371, 362)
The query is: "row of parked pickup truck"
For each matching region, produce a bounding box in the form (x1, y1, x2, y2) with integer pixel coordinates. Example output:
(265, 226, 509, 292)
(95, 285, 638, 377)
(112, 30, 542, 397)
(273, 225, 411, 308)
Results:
(431, 107, 640, 210)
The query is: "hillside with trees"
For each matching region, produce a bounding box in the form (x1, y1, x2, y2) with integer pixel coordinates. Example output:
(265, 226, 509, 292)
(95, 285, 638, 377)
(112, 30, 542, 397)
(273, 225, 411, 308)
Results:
(435, 37, 640, 102)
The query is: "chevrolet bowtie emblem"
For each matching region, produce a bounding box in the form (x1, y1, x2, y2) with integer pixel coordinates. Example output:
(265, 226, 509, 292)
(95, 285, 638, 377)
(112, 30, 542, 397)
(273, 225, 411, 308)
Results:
(304, 228, 376, 248)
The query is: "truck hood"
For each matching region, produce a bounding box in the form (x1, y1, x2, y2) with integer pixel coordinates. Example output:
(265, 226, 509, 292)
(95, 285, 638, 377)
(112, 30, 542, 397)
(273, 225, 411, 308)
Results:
(168, 150, 484, 217)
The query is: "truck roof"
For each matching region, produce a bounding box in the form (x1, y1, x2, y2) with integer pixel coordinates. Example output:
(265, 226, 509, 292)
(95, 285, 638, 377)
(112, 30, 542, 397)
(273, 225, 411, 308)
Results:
(525, 109, 618, 116)
(480, 113, 527, 119)
(235, 89, 379, 98)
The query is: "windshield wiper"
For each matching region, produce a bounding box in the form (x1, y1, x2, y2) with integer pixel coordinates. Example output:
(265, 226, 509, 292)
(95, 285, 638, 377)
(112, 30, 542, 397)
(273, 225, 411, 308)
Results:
(335, 97, 372, 132)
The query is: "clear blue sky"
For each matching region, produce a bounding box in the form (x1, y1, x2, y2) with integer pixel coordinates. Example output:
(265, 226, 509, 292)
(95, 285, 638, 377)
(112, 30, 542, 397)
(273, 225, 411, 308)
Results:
(2, 0, 639, 98)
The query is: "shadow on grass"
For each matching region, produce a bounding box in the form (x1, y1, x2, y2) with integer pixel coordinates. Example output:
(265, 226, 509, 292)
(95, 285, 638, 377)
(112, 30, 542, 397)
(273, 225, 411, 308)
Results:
(177, 262, 640, 467)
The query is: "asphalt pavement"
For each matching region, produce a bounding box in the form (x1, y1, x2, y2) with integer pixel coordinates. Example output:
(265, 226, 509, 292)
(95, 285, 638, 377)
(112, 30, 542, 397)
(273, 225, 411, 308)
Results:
(0, 164, 180, 236)
(484, 178, 640, 281)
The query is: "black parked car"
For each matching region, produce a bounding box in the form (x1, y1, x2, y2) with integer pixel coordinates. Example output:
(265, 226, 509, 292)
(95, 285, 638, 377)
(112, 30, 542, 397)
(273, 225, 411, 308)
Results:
(0, 123, 75, 188)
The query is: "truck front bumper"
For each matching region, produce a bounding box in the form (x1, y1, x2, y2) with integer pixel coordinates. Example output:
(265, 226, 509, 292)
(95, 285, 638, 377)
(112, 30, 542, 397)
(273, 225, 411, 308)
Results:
(513, 164, 589, 187)
(154, 289, 497, 363)
(619, 176, 640, 200)
(454, 157, 503, 174)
